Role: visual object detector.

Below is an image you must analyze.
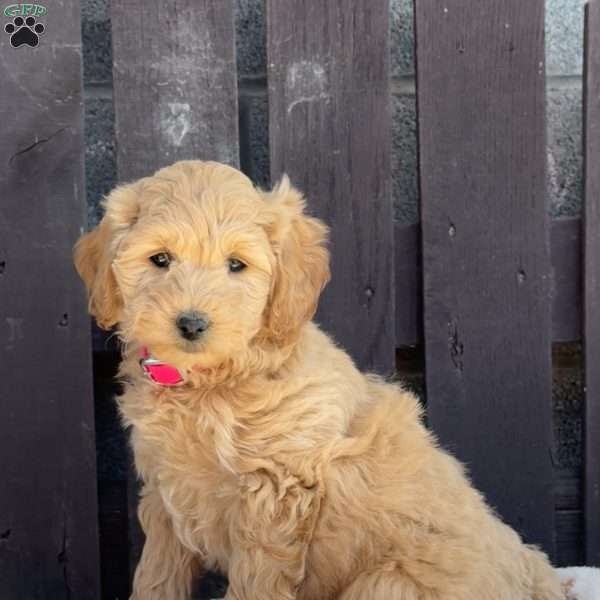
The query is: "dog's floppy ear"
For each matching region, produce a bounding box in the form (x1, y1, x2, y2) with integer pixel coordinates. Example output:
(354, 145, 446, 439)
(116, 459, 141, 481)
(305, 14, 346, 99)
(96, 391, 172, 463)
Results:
(74, 183, 140, 329)
(261, 176, 330, 345)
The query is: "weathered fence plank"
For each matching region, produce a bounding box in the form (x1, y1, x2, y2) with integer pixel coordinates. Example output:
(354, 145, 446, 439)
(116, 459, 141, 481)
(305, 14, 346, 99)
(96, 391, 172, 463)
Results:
(267, 0, 394, 373)
(110, 0, 239, 584)
(395, 218, 582, 348)
(583, 0, 600, 568)
(0, 2, 100, 598)
(111, 0, 239, 180)
(415, 0, 555, 555)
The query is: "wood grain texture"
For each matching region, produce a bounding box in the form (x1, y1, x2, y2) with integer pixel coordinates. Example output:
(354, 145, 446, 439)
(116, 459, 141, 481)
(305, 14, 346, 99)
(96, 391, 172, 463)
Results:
(110, 0, 240, 583)
(0, 2, 100, 597)
(394, 218, 582, 347)
(583, 0, 600, 567)
(111, 0, 239, 181)
(267, 0, 395, 373)
(415, 0, 555, 555)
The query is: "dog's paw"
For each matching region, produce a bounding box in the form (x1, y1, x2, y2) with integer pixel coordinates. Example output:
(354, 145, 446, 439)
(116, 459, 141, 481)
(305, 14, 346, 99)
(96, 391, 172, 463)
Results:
(4, 16, 44, 48)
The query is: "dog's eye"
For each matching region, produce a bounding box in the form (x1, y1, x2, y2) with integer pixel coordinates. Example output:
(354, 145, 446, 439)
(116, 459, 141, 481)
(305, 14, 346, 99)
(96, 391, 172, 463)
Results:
(228, 258, 247, 273)
(150, 252, 171, 268)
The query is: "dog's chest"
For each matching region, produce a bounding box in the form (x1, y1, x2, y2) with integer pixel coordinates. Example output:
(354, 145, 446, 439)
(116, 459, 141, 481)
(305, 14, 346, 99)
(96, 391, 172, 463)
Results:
(124, 390, 240, 568)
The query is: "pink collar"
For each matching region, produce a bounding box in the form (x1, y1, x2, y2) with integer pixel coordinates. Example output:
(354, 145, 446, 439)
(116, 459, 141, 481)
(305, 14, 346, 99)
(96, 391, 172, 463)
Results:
(139, 347, 184, 386)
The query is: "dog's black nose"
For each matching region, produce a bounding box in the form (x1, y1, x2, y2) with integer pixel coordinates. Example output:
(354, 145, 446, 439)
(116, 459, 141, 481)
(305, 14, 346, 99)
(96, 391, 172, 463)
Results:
(176, 311, 210, 341)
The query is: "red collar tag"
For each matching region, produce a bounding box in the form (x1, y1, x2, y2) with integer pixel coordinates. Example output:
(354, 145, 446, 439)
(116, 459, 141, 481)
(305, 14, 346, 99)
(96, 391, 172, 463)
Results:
(139, 347, 184, 386)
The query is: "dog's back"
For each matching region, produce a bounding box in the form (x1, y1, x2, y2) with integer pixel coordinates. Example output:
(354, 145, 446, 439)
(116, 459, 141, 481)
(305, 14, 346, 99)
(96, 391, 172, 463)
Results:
(293, 354, 563, 599)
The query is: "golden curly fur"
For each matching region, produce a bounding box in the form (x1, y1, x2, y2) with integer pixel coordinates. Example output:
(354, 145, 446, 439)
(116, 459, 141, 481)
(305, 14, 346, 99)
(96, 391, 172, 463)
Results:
(75, 160, 563, 600)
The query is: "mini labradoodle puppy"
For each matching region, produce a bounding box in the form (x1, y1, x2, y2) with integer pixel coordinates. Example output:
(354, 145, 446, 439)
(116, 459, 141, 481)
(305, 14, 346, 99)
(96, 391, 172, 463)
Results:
(75, 161, 563, 600)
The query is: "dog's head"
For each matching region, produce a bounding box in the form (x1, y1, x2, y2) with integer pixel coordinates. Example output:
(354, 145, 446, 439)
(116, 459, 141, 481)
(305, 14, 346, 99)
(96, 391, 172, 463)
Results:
(75, 161, 329, 372)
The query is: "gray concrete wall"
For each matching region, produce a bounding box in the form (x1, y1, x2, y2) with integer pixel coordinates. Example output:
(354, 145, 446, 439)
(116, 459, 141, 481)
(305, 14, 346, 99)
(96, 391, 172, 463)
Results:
(83, 0, 585, 472)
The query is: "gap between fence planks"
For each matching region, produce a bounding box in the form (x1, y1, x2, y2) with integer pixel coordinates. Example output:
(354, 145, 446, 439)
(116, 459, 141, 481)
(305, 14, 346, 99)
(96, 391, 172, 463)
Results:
(415, 0, 555, 556)
(110, 0, 240, 584)
(584, 0, 600, 568)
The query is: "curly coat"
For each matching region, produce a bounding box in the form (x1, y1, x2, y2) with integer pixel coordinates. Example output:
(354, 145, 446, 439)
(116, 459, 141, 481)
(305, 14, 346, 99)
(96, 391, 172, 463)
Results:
(75, 161, 563, 600)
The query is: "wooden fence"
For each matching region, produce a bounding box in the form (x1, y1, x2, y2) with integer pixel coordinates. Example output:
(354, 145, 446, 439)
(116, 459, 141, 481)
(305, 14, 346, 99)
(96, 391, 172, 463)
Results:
(1, 0, 599, 598)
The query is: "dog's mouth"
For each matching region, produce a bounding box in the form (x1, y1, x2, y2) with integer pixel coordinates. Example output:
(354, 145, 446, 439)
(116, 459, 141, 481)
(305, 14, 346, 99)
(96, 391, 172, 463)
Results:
(177, 339, 205, 354)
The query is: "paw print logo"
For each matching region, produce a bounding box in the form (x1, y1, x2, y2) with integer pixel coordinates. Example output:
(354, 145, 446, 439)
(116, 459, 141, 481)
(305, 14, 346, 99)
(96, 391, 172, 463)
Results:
(4, 15, 45, 48)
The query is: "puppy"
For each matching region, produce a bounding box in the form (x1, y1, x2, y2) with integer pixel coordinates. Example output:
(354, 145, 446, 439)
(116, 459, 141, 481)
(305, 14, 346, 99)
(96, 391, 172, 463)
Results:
(75, 161, 563, 600)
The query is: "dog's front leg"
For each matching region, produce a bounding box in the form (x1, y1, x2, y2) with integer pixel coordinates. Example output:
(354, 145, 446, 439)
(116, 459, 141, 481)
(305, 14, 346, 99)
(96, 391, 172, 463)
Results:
(225, 546, 300, 600)
(131, 484, 201, 600)
(225, 475, 321, 600)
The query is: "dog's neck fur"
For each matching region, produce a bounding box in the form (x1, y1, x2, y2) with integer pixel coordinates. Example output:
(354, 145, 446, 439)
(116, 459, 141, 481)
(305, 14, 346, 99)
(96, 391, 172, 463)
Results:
(115, 322, 364, 481)
(118, 329, 299, 391)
